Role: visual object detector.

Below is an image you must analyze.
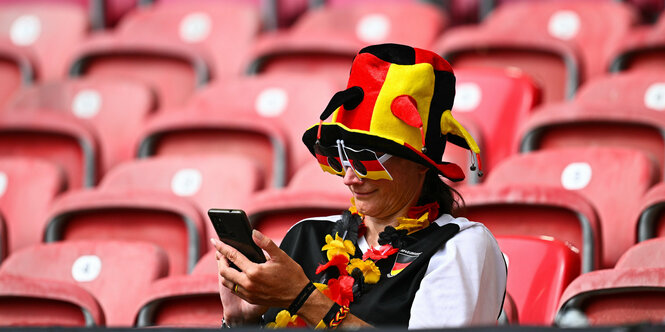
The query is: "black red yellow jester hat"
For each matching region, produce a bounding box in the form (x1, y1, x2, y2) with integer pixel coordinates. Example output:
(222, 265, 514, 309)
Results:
(302, 43, 481, 182)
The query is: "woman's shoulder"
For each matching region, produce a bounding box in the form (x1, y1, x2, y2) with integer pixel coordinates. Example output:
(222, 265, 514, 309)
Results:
(433, 214, 500, 251)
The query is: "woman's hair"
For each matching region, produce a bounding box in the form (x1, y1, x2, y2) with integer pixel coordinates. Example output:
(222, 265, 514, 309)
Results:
(417, 169, 464, 216)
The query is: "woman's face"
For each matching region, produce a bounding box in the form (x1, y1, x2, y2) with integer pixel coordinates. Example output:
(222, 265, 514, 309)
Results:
(343, 155, 428, 221)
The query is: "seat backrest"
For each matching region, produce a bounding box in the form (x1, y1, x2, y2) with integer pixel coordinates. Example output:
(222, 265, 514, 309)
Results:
(615, 237, 665, 269)
(497, 235, 580, 325)
(116, 1, 261, 79)
(452, 67, 540, 171)
(0, 157, 66, 254)
(99, 155, 264, 243)
(0, 241, 169, 326)
(0, 274, 104, 327)
(519, 70, 665, 178)
(7, 77, 156, 174)
(0, 3, 88, 80)
(487, 147, 659, 268)
(0, 111, 99, 188)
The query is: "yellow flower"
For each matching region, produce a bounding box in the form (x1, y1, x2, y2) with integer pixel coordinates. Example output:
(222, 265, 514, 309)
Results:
(321, 233, 356, 260)
(395, 213, 430, 234)
(346, 258, 381, 284)
(314, 282, 328, 292)
(266, 310, 299, 328)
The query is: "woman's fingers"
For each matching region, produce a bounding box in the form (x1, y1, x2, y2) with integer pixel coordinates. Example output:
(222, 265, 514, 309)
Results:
(210, 237, 255, 274)
(252, 230, 282, 260)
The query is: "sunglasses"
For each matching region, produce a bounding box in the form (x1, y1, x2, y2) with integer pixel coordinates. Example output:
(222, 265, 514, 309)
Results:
(314, 139, 393, 180)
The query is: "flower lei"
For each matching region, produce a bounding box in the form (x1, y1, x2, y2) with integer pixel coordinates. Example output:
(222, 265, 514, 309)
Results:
(267, 200, 440, 328)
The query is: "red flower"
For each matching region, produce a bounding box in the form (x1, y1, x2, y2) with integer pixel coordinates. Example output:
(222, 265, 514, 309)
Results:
(407, 202, 439, 221)
(325, 276, 355, 306)
(316, 254, 349, 275)
(363, 244, 399, 260)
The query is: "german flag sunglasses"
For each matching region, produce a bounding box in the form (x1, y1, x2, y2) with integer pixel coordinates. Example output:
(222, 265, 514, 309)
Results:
(314, 139, 393, 181)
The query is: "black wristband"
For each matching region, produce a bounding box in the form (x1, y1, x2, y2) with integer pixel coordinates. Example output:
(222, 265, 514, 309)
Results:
(320, 303, 342, 328)
(287, 281, 316, 315)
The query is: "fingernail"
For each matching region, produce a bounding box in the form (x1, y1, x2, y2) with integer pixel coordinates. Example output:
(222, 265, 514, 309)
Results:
(253, 229, 263, 240)
(210, 238, 216, 245)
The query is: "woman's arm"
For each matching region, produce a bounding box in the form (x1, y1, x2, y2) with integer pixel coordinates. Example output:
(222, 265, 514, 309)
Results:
(211, 230, 373, 328)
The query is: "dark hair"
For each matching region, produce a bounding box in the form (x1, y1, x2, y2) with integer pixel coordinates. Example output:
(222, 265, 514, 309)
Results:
(417, 169, 464, 217)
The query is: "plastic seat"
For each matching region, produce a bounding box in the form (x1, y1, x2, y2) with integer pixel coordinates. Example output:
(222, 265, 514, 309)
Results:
(245, 161, 351, 244)
(610, 12, 665, 72)
(451, 67, 540, 172)
(0, 3, 88, 80)
(0, 157, 66, 258)
(132, 249, 220, 327)
(0, 274, 104, 327)
(7, 77, 156, 175)
(458, 184, 600, 273)
(42, 155, 263, 275)
(0, 241, 169, 326)
(0, 111, 99, 188)
(136, 73, 338, 188)
(485, 147, 659, 268)
(435, 1, 638, 103)
(519, 70, 665, 179)
(635, 183, 665, 242)
(556, 239, 665, 326)
(0, 40, 34, 108)
(69, 2, 261, 109)
(496, 235, 580, 325)
(246, 1, 447, 85)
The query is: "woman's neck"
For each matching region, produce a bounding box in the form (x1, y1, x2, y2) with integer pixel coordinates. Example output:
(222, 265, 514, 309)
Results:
(362, 202, 413, 247)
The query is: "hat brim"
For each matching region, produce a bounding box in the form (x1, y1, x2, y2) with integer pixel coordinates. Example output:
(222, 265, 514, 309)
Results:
(302, 123, 466, 182)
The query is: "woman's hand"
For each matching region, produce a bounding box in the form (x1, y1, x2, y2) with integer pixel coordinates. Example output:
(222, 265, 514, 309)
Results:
(215, 249, 266, 326)
(211, 230, 311, 313)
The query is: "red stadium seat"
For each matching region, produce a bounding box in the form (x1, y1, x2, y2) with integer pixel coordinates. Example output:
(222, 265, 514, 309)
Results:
(485, 147, 659, 268)
(136, 73, 337, 188)
(0, 157, 66, 257)
(0, 217, 5, 263)
(0, 241, 169, 326)
(556, 239, 665, 326)
(497, 235, 580, 325)
(245, 161, 351, 244)
(0, 274, 104, 327)
(0, 111, 99, 188)
(635, 183, 665, 242)
(0, 3, 88, 80)
(458, 184, 600, 273)
(435, 1, 638, 103)
(247, 2, 447, 85)
(451, 67, 540, 172)
(610, 12, 665, 72)
(43, 155, 262, 275)
(519, 71, 665, 178)
(132, 248, 221, 327)
(7, 77, 156, 175)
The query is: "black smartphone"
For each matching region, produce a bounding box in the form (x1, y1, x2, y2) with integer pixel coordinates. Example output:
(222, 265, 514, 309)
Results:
(208, 208, 267, 270)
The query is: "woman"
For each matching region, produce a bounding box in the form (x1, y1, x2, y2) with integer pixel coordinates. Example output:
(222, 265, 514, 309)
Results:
(211, 43, 507, 329)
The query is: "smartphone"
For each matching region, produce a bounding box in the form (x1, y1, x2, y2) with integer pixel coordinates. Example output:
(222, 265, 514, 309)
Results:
(208, 208, 267, 270)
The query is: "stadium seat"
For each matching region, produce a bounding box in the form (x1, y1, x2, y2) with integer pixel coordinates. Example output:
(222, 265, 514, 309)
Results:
(0, 40, 34, 108)
(0, 217, 5, 263)
(0, 274, 104, 327)
(497, 235, 580, 325)
(485, 147, 659, 268)
(518, 70, 665, 178)
(42, 155, 262, 274)
(246, 1, 447, 85)
(452, 67, 540, 172)
(435, 1, 638, 103)
(0, 3, 88, 80)
(132, 247, 221, 327)
(7, 77, 156, 175)
(458, 184, 600, 273)
(69, 2, 261, 108)
(0, 241, 169, 326)
(0, 157, 66, 258)
(610, 11, 665, 72)
(136, 73, 337, 188)
(245, 161, 351, 244)
(0, 111, 99, 188)
(556, 239, 665, 326)
(635, 183, 665, 242)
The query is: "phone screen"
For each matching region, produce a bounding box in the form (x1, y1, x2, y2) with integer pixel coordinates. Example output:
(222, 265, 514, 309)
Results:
(208, 209, 267, 269)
